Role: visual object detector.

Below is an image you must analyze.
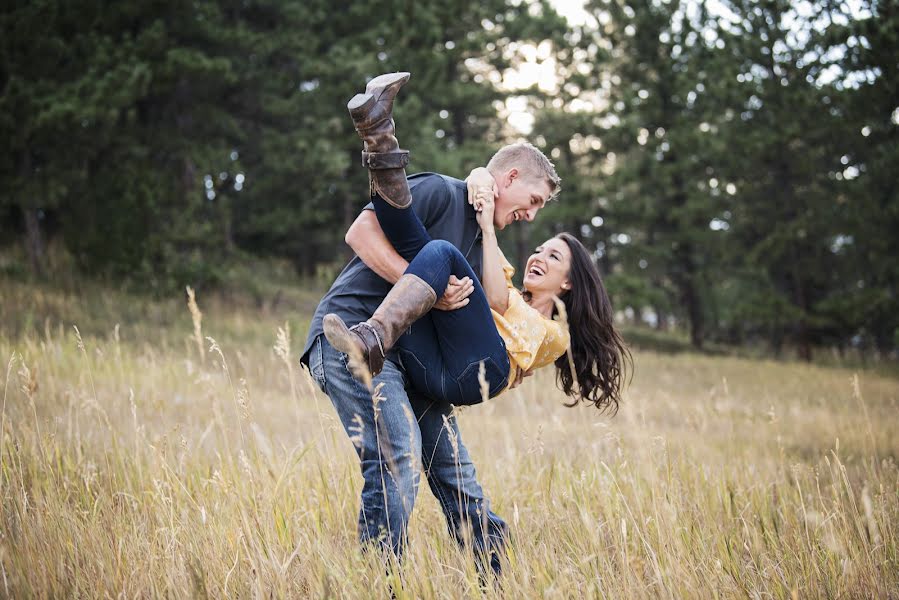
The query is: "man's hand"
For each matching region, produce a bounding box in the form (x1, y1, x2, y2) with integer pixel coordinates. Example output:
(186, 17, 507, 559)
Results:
(433, 275, 474, 311)
(508, 368, 534, 389)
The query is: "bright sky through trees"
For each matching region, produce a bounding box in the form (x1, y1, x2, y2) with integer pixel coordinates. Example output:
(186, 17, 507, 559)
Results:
(502, 0, 877, 132)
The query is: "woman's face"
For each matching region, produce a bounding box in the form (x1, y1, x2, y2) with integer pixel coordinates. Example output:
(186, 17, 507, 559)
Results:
(523, 237, 572, 296)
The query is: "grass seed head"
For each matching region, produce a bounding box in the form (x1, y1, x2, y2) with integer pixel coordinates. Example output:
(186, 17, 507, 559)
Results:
(18, 361, 38, 399)
(186, 286, 205, 361)
(237, 378, 251, 421)
(274, 323, 292, 366)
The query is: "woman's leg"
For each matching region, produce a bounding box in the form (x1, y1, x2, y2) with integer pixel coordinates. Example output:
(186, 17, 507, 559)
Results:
(371, 193, 431, 262)
(320, 196, 438, 379)
(397, 240, 510, 404)
(347, 71, 427, 261)
(325, 238, 508, 399)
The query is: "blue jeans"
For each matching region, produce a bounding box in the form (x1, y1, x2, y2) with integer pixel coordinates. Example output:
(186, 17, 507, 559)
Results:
(307, 334, 508, 572)
(374, 196, 510, 404)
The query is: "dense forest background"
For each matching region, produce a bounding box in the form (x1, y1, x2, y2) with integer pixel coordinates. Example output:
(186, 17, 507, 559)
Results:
(1, 0, 896, 358)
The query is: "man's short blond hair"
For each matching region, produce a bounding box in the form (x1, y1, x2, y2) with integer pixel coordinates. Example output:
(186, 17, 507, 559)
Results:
(486, 142, 561, 200)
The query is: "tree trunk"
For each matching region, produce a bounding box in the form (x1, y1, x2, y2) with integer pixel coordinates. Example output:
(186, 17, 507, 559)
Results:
(23, 207, 45, 277)
(684, 275, 704, 349)
(787, 227, 812, 363)
(666, 159, 705, 349)
(674, 240, 705, 350)
(796, 324, 812, 361)
(446, 59, 465, 147)
(222, 199, 236, 253)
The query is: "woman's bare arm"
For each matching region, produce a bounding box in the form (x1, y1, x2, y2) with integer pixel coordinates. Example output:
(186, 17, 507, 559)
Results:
(466, 167, 509, 314)
(475, 197, 509, 315)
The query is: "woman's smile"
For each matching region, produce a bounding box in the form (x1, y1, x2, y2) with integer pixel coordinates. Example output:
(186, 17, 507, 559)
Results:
(523, 237, 572, 294)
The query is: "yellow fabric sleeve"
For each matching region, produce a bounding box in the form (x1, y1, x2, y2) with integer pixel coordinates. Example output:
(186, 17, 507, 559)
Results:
(490, 250, 571, 378)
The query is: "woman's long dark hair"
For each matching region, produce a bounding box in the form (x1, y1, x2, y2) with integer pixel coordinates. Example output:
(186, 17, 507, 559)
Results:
(551, 233, 631, 414)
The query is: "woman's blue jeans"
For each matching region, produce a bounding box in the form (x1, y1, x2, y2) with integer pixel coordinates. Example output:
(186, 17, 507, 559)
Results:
(374, 196, 510, 404)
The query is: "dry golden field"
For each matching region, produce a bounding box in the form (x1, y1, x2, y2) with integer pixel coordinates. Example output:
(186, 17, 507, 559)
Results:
(1, 280, 897, 598)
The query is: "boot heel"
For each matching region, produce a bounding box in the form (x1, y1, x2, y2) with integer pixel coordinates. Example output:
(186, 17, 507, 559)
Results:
(347, 93, 375, 118)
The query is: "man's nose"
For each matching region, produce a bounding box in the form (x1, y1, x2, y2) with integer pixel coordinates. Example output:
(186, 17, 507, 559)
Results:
(525, 208, 538, 222)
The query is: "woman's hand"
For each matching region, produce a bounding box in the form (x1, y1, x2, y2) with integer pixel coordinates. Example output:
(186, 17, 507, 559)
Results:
(508, 369, 534, 390)
(475, 193, 496, 233)
(433, 275, 474, 311)
(465, 167, 497, 213)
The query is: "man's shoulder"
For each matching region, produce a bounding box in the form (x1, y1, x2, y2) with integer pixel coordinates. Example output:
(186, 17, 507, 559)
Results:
(409, 172, 466, 200)
(407, 172, 476, 237)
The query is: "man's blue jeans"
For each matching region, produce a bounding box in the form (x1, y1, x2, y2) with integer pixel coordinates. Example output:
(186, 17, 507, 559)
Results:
(307, 334, 508, 572)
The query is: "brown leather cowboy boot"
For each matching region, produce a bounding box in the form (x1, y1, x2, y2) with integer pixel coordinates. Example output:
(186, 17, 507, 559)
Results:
(323, 274, 437, 378)
(347, 72, 412, 208)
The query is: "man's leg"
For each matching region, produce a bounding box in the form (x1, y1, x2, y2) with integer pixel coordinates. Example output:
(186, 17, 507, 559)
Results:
(409, 390, 509, 575)
(309, 334, 423, 556)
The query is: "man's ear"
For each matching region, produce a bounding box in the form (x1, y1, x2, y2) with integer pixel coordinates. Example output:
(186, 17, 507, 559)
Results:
(501, 168, 519, 188)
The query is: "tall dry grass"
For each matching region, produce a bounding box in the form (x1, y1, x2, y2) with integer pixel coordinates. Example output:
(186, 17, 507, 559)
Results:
(0, 286, 897, 598)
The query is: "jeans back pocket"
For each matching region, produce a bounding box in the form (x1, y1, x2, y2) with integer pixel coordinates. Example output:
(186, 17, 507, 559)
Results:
(309, 335, 327, 394)
(454, 356, 509, 405)
(398, 348, 435, 399)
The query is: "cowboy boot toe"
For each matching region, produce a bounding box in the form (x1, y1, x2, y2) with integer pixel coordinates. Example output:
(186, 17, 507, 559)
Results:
(323, 315, 367, 360)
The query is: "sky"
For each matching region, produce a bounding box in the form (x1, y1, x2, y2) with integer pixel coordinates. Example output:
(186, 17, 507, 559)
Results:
(502, 0, 588, 131)
(502, 0, 875, 132)
(550, 0, 590, 25)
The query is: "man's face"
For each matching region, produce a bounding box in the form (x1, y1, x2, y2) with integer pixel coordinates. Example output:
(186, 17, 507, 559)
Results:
(492, 168, 553, 230)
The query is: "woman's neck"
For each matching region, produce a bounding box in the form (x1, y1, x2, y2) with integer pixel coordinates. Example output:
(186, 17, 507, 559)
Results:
(525, 289, 556, 318)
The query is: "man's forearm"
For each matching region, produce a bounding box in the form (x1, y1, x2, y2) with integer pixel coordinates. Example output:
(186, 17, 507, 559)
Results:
(345, 210, 408, 283)
(363, 248, 408, 284)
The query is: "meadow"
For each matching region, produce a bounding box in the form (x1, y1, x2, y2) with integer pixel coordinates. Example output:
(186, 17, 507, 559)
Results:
(1, 277, 897, 598)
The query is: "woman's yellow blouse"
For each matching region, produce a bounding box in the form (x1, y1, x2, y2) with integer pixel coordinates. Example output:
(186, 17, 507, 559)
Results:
(490, 250, 570, 388)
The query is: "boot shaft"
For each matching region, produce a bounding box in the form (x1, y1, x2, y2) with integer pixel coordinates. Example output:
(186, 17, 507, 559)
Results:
(347, 72, 413, 209)
(322, 274, 437, 381)
(370, 273, 437, 351)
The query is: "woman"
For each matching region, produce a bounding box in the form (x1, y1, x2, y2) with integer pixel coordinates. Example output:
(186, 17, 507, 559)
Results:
(324, 73, 629, 411)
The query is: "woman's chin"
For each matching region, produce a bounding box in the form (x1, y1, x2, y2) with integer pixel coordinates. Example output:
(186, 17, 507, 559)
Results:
(526, 282, 566, 299)
(524, 279, 551, 294)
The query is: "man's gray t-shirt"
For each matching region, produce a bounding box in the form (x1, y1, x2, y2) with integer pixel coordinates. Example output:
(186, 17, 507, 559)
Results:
(300, 172, 483, 366)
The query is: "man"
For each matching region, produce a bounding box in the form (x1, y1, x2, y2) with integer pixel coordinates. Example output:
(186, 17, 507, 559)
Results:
(300, 72, 560, 574)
